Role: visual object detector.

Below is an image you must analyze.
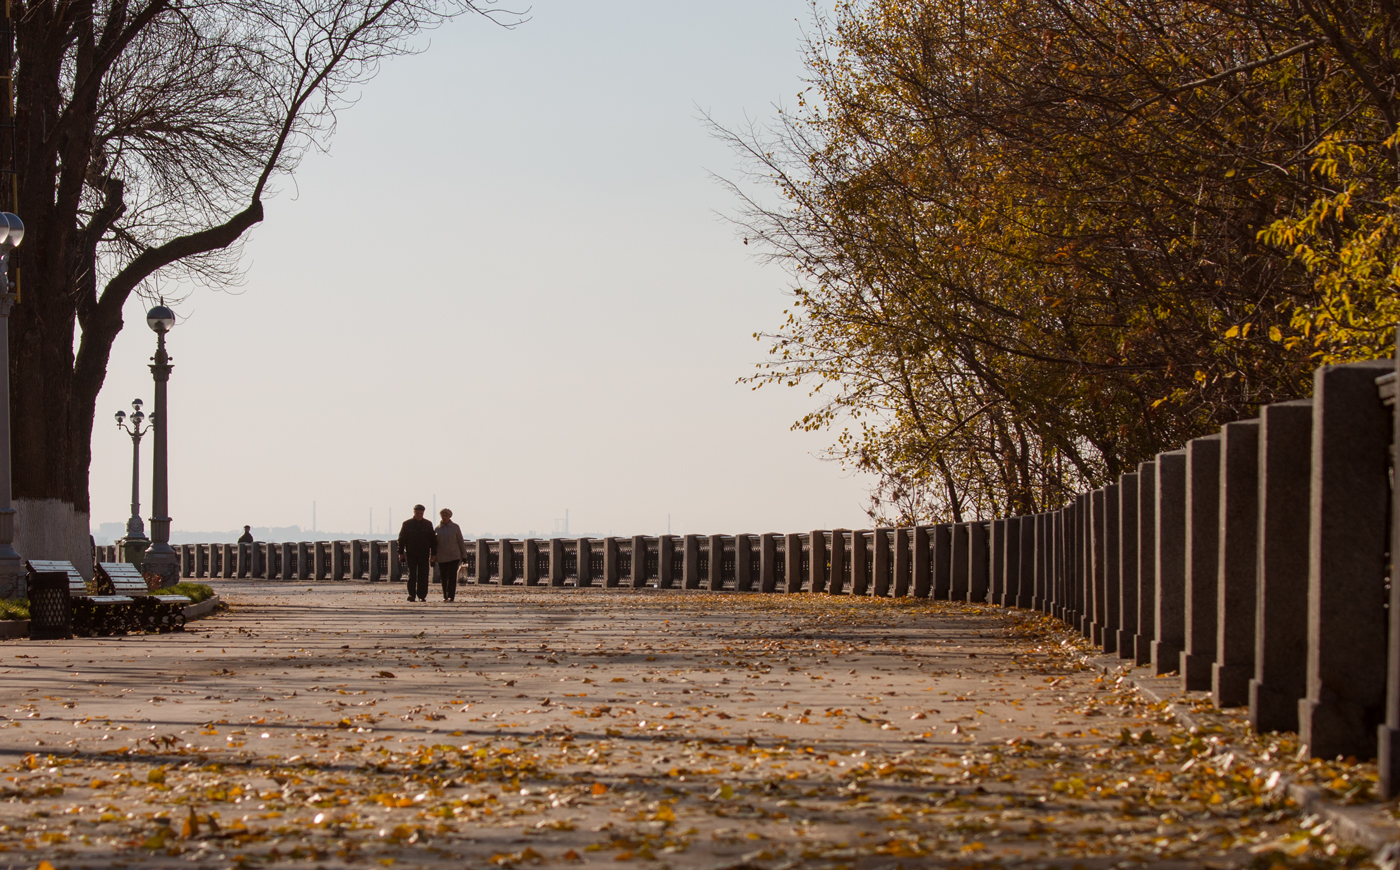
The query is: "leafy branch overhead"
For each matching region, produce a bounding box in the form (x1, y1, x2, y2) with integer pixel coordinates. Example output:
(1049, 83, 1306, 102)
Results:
(718, 0, 1397, 524)
(11, 0, 519, 516)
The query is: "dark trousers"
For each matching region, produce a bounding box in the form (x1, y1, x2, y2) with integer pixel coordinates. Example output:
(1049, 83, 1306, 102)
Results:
(406, 556, 430, 600)
(438, 560, 460, 600)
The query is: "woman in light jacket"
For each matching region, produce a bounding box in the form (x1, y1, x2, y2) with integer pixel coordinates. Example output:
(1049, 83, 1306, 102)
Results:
(433, 508, 468, 602)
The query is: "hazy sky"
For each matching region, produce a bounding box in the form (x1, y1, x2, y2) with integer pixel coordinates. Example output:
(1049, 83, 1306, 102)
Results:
(90, 1, 872, 539)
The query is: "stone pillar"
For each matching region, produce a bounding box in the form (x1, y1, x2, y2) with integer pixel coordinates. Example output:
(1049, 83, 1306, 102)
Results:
(970, 521, 989, 603)
(235, 543, 249, 578)
(1018, 513, 1035, 610)
(520, 538, 538, 586)
(333, 541, 349, 582)
(1182, 435, 1222, 691)
(802, 531, 822, 593)
(658, 535, 676, 589)
(1232, 404, 1304, 761)
(784, 533, 804, 593)
(828, 531, 846, 595)
(1300, 360, 1393, 761)
(312, 542, 328, 582)
(1075, 495, 1089, 630)
(1103, 486, 1121, 654)
(194, 543, 207, 579)
(932, 524, 951, 600)
(1030, 515, 1041, 610)
(476, 538, 491, 585)
(1002, 516, 1021, 607)
(893, 528, 911, 597)
(577, 538, 593, 588)
(1153, 451, 1188, 676)
(702, 534, 720, 591)
(989, 520, 1006, 605)
(631, 535, 648, 588)
(1118, 474, 1139, 660)
(871, 529, 890, 597)
(949, 523, 969, 600)
(1088, 492, 1106, 643)
(1063, 502, 1077, 625)
(850, 531, 869, 596)
(758, 534, 777, 593)
(549, 538, 565, 587)
(1214, 420, 1260, 707)
(912, 526, 931, 598)
(602, 537, 620, 588)
(735, 535, 754, 592)
(497, 538, 514, 586)
(1082, 493, 1096, 637)
(1134, 463, 1156, 666)
(387, 542, 403, 582)
(671, 535, 692, 590)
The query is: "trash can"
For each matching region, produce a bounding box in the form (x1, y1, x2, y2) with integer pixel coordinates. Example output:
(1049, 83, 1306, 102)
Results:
(27, 571, 72, 641)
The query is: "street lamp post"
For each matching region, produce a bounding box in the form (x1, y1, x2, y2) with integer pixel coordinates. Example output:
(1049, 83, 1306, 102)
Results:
(142, 303, 178, 588)
(0, 213, 24, 596)
(114, 399, 150, 566)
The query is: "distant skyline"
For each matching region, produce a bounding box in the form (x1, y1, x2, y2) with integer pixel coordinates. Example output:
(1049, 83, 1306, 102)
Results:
(88, 2, 870, 539)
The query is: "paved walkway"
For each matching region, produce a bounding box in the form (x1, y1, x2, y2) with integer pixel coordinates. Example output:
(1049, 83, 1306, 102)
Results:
(0, 583, 1372, 868)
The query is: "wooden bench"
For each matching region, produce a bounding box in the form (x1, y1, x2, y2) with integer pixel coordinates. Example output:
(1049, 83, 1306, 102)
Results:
(95, 562, 192, 632)
(26, 560, 133, 636)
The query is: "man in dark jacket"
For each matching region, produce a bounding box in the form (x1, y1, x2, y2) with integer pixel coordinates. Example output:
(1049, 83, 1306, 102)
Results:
(398, 504, 437, 602)
(237, 526, 254, 544)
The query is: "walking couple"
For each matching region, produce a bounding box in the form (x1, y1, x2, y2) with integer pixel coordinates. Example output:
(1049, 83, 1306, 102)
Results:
(397, 504, 467, 602)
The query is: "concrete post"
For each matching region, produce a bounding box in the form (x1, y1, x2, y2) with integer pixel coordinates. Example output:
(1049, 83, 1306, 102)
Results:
(949, 523, 969, 600)
(476, 538, 491, 585)
(1103, 486, 1121, 654)
(758, 534, 777, 593)
(517, 538, 535, 586)
(1089, 492, 1106, 644)
(828, 531, 846, 595)
(387, 542, 403, 582)
(492, 539, 509, 586)
(549, 538, 565, 587)
(1024, 509, 1036, 610)
(703, 534, 722, 591)
(1118, 474, 1139, 660)
(656, 535, 674, 589)
(1385, 340, 1400, 792)
(913, 526, 931, 598)
(989, 520, 1006, 604)
(809, 531, 827, 593)
(333, 541, 349, 582)
(631, 536, 648, 588)
(1002, 516, 1021, 607)
(892, 528, 910, 597)
(312, 542, 328, 582)
(577, 538, 593, 588)
(1153, 451, 1188, 676)
(1030, 512, 1041, 608)
(236, 543, 250, 579)
(1214, 420, 1260, 708)
(1182, 435, 1222, 691)
(735, 535, 754, 592)
(1134, 462, 1156, 666)
(872, 529, 891, 597)
(1075, 494, 1089, 630)
(1300, 360, 1393, 760)
(674, 535, 694, 590)
(785, 533, 804, 593)
(601, 537, 619, 588)
(970, 522, 989, 603)
(932, 524, 951, 600)
(1061, 504, 1074, 624)
(850, 531, 869, 596)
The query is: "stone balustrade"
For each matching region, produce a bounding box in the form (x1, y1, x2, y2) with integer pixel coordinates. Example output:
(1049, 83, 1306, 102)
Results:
(90, 352, 1400, 795)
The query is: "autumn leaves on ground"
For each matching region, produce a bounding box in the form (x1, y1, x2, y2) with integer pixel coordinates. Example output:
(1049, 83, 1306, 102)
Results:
(0, 584, 1382, 869)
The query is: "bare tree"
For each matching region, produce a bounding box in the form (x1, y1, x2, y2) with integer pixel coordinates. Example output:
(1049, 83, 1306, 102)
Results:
(7, 0, 515, 568)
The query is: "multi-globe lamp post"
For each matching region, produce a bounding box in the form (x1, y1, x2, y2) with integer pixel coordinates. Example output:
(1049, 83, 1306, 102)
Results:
(141, 302, 179, 587)
(0, 212, 23, 595)
(114, 399, 151, 565)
